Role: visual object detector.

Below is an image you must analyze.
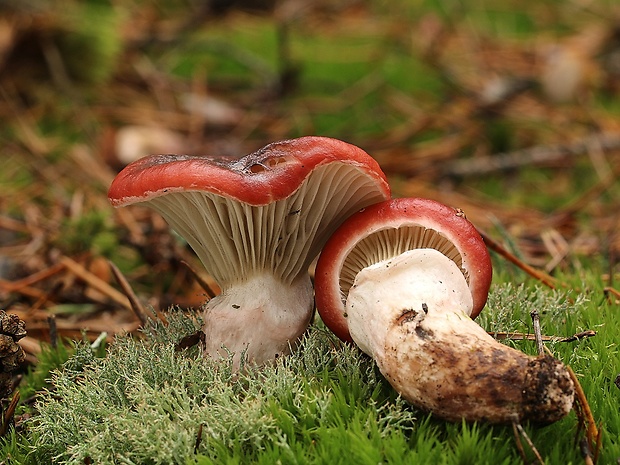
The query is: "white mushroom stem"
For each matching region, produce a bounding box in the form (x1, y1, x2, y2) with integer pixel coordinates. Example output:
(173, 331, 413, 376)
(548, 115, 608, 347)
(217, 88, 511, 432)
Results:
(347, 249, 474, 360)
(202, 273, 313, 368)
(346, 248, 574, 424)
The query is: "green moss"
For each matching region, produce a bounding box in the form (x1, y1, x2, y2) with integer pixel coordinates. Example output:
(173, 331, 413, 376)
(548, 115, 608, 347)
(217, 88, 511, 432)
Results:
(54, 210, 118, 257)
(57, 3, 124, 85)
(17, 342, 73, 403)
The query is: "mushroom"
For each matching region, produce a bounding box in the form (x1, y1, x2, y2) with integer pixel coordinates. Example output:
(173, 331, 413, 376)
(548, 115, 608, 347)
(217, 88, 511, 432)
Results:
(314, 197, 574, 424)
(108, 136, 390, 367)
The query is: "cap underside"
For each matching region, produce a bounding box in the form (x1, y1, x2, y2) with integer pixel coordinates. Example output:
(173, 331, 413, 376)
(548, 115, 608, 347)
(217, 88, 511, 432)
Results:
(339, 226, 467, 302)
(144, 162, 388, 287)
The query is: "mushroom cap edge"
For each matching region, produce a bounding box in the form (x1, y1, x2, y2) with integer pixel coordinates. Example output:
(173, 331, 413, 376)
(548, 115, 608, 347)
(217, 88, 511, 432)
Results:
(314, 197, 493, 343)
(108, 136, 390, 207)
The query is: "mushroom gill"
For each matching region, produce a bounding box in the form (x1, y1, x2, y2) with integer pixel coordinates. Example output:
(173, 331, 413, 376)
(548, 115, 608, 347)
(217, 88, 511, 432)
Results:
(339, 226, 466, 300)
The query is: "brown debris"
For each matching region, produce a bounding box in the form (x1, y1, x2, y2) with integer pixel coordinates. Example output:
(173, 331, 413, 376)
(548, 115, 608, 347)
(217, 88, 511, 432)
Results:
(0, 391, 20, 438)
(0, 311, 27, 399)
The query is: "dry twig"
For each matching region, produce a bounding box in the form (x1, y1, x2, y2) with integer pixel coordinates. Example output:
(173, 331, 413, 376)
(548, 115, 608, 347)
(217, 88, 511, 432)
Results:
(0, 391, 20, 437)
(566, 363, 602, 464)
(530, 310, 545, 356)
(108, 260, 149, 326)
(479, 230, 559, 289)
(511, 415, 545, 465)
(490, 330, 596, 343)
(60, 256, 131, 310)
(0, 263, 65, 292)
(603, 286, 620, 302)
(47, 315, 58, 348)
(443, 133, 620, 177)
(180, 260, 217, 299)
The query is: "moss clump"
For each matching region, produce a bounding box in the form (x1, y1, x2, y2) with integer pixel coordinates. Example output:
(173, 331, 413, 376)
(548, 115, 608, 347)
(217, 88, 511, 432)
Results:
(14, 283, 620, 464)
(28, 310, 414, 464)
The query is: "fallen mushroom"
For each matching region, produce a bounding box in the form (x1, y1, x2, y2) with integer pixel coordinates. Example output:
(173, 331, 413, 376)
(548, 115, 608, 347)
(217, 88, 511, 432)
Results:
(108, 136, 390, 367)
(314, 197, 574, 424)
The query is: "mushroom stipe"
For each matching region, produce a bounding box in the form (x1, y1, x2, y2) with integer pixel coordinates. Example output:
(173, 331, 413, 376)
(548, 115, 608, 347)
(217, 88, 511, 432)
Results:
(383, 301, 574, 424)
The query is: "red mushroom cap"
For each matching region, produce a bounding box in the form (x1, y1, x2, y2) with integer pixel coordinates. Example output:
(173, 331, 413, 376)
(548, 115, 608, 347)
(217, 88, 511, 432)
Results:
(108, 136, 388, 207)
(108, 136, 391, 288)
(314, 197, 493, 343)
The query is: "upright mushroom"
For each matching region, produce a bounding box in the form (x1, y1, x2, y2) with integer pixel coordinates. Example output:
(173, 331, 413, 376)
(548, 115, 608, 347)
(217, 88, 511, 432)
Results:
(315, 197, 574, 424)
(108, 136, 390, 367)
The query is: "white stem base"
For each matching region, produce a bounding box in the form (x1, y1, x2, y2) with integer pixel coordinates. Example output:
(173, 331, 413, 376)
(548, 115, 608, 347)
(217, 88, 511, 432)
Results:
(202, 274, 314, 369)
(346, 248, 474, 360)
